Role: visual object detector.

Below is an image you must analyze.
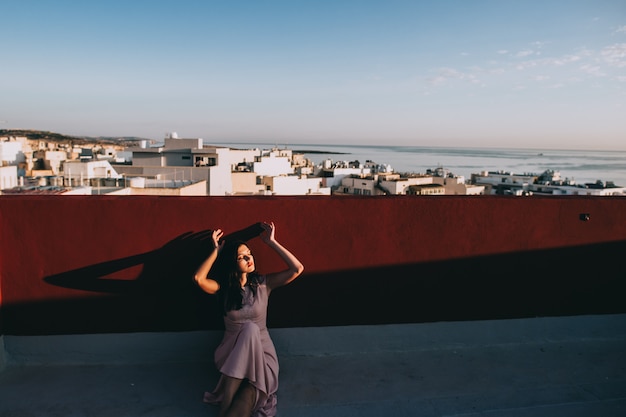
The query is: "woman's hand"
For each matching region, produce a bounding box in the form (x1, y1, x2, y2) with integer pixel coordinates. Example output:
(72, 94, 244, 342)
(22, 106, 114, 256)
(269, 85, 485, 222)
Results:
(211, 228, 225, 251)
(194, 228, 225, 295)
(260, 221, 305, 290)
(260, 222, 276, 244)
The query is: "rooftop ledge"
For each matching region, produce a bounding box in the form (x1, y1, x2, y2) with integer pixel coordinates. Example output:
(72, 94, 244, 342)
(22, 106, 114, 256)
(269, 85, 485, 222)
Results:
(1, 195, 626, 336)
(1, 315, 626, 416)
(1, 195, 626, 415)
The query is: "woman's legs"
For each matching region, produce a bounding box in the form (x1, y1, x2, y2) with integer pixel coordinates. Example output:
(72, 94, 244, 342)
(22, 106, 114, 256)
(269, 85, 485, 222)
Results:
(218, 376, 242, 417)
(225, 381, 256, 417)
(218, 376, 256, 417)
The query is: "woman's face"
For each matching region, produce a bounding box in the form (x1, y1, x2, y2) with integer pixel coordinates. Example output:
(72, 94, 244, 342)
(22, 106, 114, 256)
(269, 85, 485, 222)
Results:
(235, 244, 255, 274)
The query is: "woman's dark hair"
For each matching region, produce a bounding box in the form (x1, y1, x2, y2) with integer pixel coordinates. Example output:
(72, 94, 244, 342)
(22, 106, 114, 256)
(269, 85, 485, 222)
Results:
(216, 241, 260, 314)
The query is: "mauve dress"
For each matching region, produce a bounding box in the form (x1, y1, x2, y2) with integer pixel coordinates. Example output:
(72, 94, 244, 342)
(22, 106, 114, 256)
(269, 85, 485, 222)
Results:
(203, 276, 279, 417)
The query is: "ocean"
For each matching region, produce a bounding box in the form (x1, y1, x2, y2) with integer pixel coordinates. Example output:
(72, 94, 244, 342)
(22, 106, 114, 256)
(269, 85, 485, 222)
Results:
(210, 142, 626, 188)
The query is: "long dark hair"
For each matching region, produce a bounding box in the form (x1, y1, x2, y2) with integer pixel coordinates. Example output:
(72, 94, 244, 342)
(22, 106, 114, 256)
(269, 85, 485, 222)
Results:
(216, 241, 260, 314)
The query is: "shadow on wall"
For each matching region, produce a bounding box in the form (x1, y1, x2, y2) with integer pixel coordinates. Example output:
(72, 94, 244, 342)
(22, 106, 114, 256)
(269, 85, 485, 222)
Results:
(42, 223, 265, 295)
(24, 224, 265, 333)
(271, 239, 626, 328)
(2, 233, 625, 336)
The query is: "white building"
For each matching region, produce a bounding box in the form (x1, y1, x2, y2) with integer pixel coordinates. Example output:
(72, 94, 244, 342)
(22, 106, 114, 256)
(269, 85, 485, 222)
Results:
(123, 138, 315, 197)
(338, 174, 382, 196)
(471, 169, 624, 196)
(531, 182, 626, 196)
(0, 165, 18, 191)
(378, 174, 434, 195)
(339, 173, 435, 196)
(0, 140, 23, 164)
(338, 169, 482, 196)
(106, 179, 207, 196)
(471, 171, 538, 195)
(44, 151, 67, 175)
(406, 183, 445, 195)
(261, 175, 330, 195)
(97, 146, 132, 164)
(315, 159, 374, 190)
(64, 160, 122, 186)
(231, 171, 266, 195)
(229, 148, 261, 171)
(432, 175, 485, 195)
(253, 149, 294, 177)
(121, 136, 233, 196)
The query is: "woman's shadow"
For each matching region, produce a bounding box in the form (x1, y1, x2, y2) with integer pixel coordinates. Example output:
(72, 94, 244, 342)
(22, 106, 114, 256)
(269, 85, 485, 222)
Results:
(42, 223, 264, 332)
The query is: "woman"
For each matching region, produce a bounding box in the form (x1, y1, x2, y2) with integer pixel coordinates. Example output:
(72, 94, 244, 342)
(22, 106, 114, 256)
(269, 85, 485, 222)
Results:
(194, 221, 304, 417)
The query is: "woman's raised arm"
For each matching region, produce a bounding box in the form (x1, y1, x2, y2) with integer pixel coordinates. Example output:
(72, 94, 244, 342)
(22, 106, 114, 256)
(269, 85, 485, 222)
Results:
(262, 222, 305, 290)
(193, 229, 224, 294)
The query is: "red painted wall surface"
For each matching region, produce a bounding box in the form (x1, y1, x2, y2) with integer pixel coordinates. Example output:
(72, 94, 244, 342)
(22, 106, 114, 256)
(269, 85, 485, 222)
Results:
(1, 195, 625, 335)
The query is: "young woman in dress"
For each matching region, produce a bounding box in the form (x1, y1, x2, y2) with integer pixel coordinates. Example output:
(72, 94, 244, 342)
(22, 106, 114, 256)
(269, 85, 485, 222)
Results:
(194, 221, 304, 417)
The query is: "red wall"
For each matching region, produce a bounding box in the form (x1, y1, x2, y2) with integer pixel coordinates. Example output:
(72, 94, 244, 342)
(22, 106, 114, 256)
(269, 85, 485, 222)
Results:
(1, 195, 625, 335)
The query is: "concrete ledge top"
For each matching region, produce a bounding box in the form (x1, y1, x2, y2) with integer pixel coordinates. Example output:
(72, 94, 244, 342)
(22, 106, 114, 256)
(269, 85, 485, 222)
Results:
(1, 314, 626, 417)
(3, 313, 626, 367)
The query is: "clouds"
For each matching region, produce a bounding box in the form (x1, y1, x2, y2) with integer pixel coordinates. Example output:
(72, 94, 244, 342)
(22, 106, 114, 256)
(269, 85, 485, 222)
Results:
(421, 17, 626, 93)
(551, 55, 582, 66)
(2, 0, 625, 148)
(579, 64, 606, 77)
(515, 50, 536, 58)
(424, 36, 626, 93)
(601, 43, 626, 67)
(428, 67, 482, 87)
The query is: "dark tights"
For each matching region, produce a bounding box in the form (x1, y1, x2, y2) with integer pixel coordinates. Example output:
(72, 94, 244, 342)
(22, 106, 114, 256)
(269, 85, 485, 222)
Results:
(218, 376, 256, 417)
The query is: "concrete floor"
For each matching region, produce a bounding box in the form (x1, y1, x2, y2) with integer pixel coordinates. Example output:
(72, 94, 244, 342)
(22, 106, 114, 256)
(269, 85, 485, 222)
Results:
(1, 314, 625, 417)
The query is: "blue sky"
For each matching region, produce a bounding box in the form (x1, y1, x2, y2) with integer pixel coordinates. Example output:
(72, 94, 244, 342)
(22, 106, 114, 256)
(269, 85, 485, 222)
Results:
(2, 0, 625, 149)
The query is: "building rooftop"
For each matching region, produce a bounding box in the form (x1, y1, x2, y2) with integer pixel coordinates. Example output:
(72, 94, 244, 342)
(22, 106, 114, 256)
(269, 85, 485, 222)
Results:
(1, 186, 70, 195)
(2, 195, 626, 416)
(1, 314, 625, 417)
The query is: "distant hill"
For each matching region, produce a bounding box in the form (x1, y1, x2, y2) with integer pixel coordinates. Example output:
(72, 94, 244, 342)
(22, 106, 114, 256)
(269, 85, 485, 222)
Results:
(0, 129, 151, 147)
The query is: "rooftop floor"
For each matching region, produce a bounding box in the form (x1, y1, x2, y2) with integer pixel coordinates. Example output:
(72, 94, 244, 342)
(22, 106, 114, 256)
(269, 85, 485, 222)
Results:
(1, 314, 625, 417)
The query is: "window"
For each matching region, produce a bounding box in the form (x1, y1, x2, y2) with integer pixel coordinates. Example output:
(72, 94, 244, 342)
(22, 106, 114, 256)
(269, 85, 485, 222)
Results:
(195, 156, 217, 166)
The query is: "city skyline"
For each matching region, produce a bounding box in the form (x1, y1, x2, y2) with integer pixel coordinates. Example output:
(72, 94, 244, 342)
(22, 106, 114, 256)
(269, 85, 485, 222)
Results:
(2, 0, 625, 150)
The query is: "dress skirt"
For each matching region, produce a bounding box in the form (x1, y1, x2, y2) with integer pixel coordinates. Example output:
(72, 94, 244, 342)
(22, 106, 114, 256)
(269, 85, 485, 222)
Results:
(203, 278, 279, 416)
